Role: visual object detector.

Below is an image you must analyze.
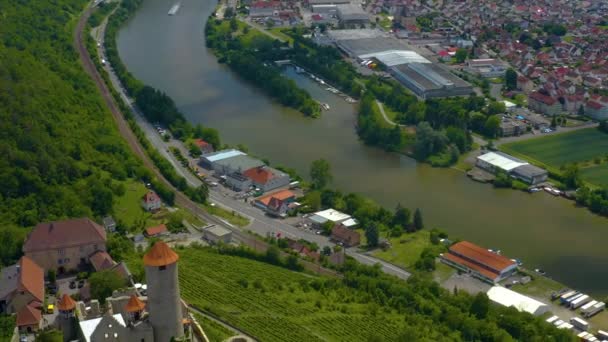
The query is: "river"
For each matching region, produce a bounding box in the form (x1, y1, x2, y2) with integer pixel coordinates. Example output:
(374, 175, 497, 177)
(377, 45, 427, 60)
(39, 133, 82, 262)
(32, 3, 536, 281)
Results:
(117, 0, 608, 295)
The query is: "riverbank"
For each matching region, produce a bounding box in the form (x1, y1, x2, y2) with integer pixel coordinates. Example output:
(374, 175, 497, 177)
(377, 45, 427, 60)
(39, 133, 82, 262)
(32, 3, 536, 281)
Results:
(115, 0, 608, 295)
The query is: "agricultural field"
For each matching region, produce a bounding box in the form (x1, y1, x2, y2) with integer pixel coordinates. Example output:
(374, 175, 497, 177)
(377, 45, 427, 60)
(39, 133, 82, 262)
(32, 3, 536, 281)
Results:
(501, 128, 608, 169)
(580, 163, 608, 187)
(193, 314, 235, 342)
(178, 248, 407, 342)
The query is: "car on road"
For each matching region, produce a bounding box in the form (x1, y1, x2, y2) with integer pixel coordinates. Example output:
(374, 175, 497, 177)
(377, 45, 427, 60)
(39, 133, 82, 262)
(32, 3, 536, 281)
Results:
(20, 335, 27, 342)
(78, 280, 85, 288)
(69, 281, 76, 289)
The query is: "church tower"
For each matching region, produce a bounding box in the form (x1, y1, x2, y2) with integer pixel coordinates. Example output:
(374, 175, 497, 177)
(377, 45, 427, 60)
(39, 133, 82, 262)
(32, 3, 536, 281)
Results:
(143, 242, 184, 342)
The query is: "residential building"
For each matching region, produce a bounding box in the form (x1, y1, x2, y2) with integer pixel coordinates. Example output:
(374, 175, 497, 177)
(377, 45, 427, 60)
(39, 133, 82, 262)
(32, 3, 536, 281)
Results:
(254, 189, 296, 210)
(266, 197, 290, 218)
(141, 191, 162, 212)
(499, 121, 524, 137)
(308, 209, 357, 229)
(249, 0, 279, 17)
(0, 256, 44, 316)
(145, 224, 168, 237)
(389, 63, 473, 99)
(585, 101, 608, 120)
(23, 218, 107, 273)
(193, 139, 214, 155)
(511, 164, 549, 185)
(441, 241, 517, 283)
(243, 166, 290, 193)
(203, 226, 233, 244)
(330, 224, 360, 247)
(528, 91, 562, 115)
(16, 304, 42, 334)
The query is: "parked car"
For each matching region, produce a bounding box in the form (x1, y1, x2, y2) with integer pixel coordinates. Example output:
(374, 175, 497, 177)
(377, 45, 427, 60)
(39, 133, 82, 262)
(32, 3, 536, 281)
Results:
(78, 280, 85, 288)
(69, 281, 76, 289)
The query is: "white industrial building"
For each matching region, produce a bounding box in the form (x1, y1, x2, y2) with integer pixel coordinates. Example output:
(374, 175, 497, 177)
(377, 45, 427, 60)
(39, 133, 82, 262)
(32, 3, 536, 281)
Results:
(486, 286, 549, 316)
(308, 209, 358, 228)
(200, 149, 246, 169)
(359, 50, 430, 67)
(476, 152, 548, 185)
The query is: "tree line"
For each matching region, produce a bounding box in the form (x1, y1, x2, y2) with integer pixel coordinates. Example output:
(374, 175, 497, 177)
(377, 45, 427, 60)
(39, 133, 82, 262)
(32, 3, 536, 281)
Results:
(205, 19, 320, 117)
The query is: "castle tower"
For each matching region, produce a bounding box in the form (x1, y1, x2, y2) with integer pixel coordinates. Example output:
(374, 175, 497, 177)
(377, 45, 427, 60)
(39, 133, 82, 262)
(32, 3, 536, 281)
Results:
(56, 294, 77, 342)
(143, 242, 183, 342)
(124, 295, 146, 323)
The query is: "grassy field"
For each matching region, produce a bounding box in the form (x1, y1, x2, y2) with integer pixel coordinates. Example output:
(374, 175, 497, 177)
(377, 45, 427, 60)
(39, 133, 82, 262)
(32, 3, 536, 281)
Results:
(509, 272, 564, 298)
(193, 313, 235, 342)
(371, 230, 444, 269)
(501, 129, 608, 169)
(113, 179, 156, 228)
(580, 163, 608, 187)
(179, 248, 407, 341)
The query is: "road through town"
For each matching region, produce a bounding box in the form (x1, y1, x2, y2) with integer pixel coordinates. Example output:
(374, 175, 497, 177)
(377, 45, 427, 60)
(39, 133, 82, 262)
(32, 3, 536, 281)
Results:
(78, 5, 411, 281)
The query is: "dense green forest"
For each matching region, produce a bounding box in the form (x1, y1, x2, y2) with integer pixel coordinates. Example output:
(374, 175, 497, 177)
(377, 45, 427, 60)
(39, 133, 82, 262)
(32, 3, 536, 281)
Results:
(0, 0, 151, 266)
(205, 19, 321, 117)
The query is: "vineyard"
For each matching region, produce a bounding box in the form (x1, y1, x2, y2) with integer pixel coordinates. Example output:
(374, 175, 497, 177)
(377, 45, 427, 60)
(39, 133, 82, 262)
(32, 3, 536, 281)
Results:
(178, 248, 406, 341)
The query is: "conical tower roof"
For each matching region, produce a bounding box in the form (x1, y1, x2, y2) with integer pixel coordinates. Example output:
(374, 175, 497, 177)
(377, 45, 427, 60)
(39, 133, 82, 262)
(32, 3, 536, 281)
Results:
(143, 241, 179, 267)
(57, 294, 76, 311)
(125, 295, 146, 313)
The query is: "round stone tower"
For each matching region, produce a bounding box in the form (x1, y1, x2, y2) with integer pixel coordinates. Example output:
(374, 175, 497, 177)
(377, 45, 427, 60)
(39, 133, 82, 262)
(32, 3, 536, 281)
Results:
(56, 294, 77, 342)
(143, 242, 184, 342)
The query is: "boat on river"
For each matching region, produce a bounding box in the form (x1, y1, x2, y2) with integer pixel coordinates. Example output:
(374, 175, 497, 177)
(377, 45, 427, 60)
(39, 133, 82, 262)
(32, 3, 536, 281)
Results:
(168, 2, 181, 15)
(321, 103, 330, 110)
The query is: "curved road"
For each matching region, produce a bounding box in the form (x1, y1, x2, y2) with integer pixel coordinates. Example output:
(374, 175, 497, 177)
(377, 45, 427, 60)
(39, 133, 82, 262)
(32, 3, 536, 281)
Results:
(75, 3, 411, 281)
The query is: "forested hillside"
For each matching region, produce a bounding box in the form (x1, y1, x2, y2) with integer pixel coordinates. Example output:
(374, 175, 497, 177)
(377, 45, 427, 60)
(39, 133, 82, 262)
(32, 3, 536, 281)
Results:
(0, 0, 143, 265)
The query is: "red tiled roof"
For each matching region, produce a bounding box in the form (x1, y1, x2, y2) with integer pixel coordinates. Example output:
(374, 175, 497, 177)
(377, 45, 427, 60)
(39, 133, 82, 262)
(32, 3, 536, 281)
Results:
(529, 91, 557, 105)
(449, 241, 515, 272)
(125, 295, 146, 313)
(243, 167, 274, 185)
(193, 139, 210, 148)
(143, 242, 179, 267)
(23, 218, 106, 253)
(587, 101, 604, 110)
(57, 294, 76, 311)
(145, 224, 168, 237)
(443, 252, 498, 280)
(16, 304, 41, 327)
(142, 191, 160, 204)
(18, 256, 44, 303)
(268, 197, 283, 211)
(251, 0, 279, 8)
(256, 190, 295, 206)
(89, 251, 115, 271)
(331, 224, 360, 246)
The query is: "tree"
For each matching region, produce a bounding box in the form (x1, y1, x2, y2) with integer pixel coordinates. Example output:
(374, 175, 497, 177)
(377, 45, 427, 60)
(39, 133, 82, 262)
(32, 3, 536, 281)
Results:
(322, 246, 332, 256)
(413, 208, 424, 231)
(455, 48, 468, 63)
(365, 225, 379, 248)
(505, 68, 517, 90)
(48, 269, 57, 284)
(393, 203, 411, 229)
(224, 7, 234, 18)
(166, 211, 185, 233)
(36, 328, 63, 342)
(483, 115, 501, 138)
(229, 17, 238, 32)
(305, 190, 322, 211)
(265, 245, 281, 265)
(551, 115, 557, 128)
(89, 270, 126, 304)
(562, 164, 581, 189)
(471, 293, 490, 319)
(486, 101, 506, 115)
(310, 159, 332, 189)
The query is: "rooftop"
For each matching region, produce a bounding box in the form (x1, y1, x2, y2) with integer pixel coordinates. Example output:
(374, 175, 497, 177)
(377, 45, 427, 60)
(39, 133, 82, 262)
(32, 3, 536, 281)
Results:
(24, 218, 106, 253)
(256, 189, 295, 206)
(359, 50, 430, 67)
(202, 149, 245, 163)
(204, 225, 232, 237)
(390, 63, 471, 91)
(143, 241, 179, 267)
(57, 294, 77, 311)
(450, 241, 516, 272)
(477, 152, 529, 172)
(145, 224, 168, 237)
(16, 304, 41, 327)
(214, 155, 265, 173)
(487, 286, 549, 316)
(125, 295, 146, 313)
(79, 314, 126, 342)
(309, 208, 351, 224)
(17, 256, 44, 303)
(512, 164, 547, 178)
(243, 166, 284, 184)
(89, 251, 116, 272)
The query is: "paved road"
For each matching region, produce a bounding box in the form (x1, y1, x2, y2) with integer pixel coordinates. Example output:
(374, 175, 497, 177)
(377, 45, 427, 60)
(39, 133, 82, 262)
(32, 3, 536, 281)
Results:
(375, 100, 405, 127)
(85, 7, 411, 281)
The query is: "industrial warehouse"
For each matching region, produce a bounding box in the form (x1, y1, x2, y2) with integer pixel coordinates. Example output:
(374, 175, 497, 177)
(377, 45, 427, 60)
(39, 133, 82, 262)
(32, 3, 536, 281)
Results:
(476, 152, 548, 185)
(441, 241, 517, 284)
(325, 29, 472, 98)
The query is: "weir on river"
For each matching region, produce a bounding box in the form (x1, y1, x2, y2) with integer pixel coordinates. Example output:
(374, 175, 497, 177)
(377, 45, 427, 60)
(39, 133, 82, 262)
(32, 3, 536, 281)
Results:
(117, 0, 608, 295)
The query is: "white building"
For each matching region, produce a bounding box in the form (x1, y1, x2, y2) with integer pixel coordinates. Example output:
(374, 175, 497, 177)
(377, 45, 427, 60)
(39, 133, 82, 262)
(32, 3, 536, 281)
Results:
(476, 152, 548, 185)
(486, 286, 549, 316)
(308, 209, 357, 228)
(203, 226, 232, 244)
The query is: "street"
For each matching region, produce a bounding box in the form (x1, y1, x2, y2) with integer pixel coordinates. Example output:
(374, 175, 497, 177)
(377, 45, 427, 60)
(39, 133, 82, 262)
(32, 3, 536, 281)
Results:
(93, 17, 411, 281)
